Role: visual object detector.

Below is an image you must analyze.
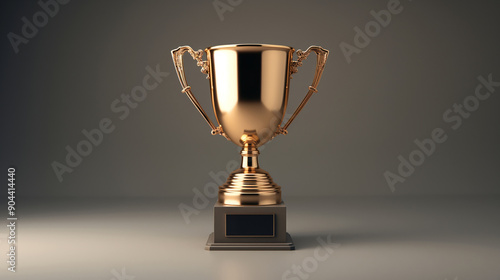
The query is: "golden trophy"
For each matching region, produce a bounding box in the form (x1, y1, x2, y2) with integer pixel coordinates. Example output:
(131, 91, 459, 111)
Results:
(172, 44, 328, 250)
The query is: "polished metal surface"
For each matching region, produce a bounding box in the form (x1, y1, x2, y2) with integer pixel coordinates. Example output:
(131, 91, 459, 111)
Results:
(218, 132, 282, 205)
(172, 43, 329, 205)
(207, 44, 293, 146)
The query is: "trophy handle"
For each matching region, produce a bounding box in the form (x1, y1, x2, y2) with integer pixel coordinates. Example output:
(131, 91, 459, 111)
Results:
(277, 46, 329, 135)
(171, 46, 227, 137)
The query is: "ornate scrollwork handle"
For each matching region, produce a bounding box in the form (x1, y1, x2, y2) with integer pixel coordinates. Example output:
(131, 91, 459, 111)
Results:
(276, 46, 329, 135)
(171, 46, 228, 138)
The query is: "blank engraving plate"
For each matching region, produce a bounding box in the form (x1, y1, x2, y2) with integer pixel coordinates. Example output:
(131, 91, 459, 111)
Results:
(225, 214, 275, 237)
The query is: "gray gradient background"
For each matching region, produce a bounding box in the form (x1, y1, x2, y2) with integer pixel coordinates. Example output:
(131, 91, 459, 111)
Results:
(1, 0, 500, 197)
(1, 1, 500, 279)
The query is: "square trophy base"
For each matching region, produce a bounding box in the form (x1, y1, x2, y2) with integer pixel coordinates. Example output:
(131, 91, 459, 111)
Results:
(205, 201, 295, 251)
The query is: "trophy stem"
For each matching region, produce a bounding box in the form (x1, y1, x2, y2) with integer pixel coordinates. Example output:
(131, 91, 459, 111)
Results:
(218, 136, 282, 206)
(241, 141, 259, 169)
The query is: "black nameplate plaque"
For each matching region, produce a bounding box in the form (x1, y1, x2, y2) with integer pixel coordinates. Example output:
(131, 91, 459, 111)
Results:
(225, 214, 275, 237)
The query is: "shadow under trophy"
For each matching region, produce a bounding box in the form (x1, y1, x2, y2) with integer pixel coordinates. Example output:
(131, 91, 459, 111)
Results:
(172, 44, 328, 250)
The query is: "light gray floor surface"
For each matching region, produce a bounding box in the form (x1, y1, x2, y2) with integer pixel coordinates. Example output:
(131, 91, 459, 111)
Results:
(1, 196, 499, 280)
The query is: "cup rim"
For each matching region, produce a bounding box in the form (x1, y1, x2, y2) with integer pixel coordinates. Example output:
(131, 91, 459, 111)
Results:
(206, 43, 293, 51)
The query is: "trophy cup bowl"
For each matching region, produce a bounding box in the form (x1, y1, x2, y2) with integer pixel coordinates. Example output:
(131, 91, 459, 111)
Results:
(208, 44, 291, 147)
(172, 43, 328, 249)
